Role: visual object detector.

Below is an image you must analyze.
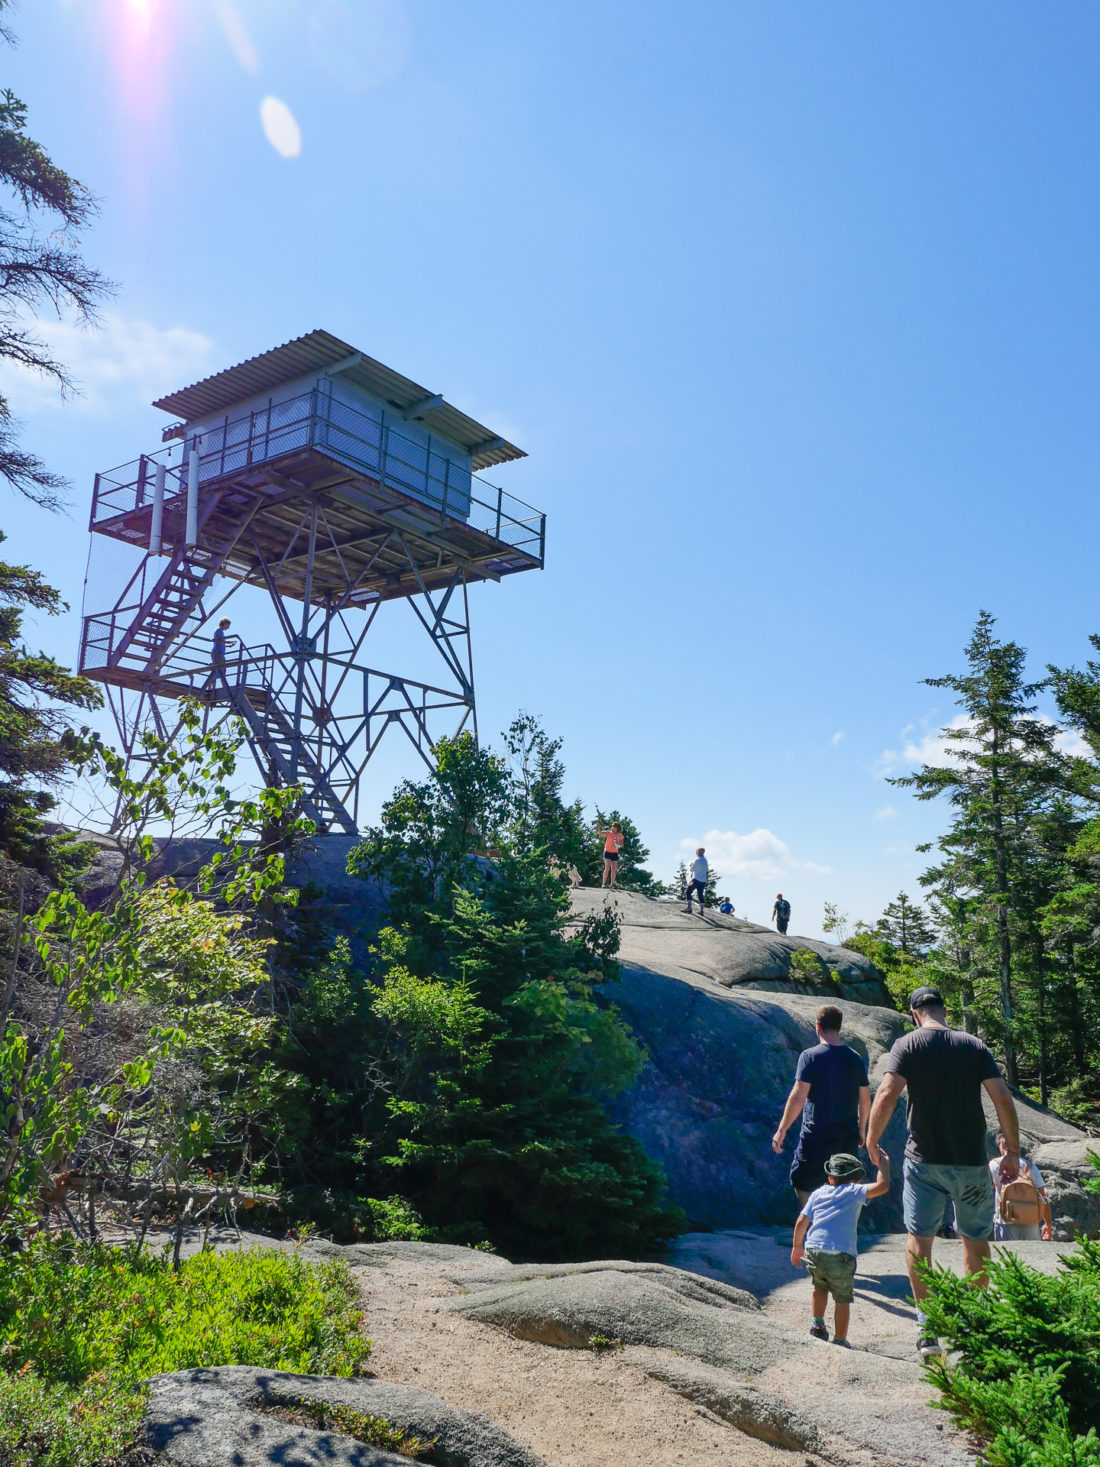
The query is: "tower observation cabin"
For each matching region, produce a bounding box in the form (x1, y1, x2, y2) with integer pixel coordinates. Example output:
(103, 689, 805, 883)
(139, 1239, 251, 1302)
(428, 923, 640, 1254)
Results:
(79, 330, 546, 833)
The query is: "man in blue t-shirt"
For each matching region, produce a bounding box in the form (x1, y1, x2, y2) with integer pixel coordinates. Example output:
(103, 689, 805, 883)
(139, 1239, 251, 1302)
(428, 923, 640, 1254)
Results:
(772, 1003, 871, 1204)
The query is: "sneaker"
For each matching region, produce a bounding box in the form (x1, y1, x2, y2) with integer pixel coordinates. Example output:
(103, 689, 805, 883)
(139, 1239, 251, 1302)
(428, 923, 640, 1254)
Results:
(809, 1323, 829, 1341)
(917, 1333, 943, 1359)
(832, 1337, 851, 1348)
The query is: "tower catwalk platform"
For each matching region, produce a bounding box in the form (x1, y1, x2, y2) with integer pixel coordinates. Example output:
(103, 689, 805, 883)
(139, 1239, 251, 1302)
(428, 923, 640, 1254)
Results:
(78, 330, 546, 833)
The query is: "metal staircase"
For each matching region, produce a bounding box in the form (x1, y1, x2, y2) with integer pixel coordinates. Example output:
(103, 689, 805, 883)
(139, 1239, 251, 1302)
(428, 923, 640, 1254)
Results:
(228, 678, 358, 836)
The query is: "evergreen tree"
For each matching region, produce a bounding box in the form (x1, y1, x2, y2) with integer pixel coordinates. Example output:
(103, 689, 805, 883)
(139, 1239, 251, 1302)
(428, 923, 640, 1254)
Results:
(875, 892, 935, 954)
(671, 860, 688, 900)
(502, 713, 589, 872)
(892, 612, 1062, 1085)
(0, 533, 101, 881)
(0, 6, 113, 509)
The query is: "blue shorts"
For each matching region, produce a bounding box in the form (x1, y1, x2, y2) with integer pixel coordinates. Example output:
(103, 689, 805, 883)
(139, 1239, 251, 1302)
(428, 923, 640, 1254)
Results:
(903, 1158, 993, 1241)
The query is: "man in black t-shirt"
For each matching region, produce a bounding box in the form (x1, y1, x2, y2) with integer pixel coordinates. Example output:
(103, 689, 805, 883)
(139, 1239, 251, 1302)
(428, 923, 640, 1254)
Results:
(866, 986, 1022, 1361)
(771, 1003, 870, 1203)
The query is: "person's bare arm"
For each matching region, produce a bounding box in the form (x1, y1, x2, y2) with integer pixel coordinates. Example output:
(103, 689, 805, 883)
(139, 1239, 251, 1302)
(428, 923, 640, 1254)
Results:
(791, 1211, 811, 1265)
(984, 1078, 1021, 1179)
(772, 1081, 811, 1153)
(866, 1072, 906, 1166)
(858, 1084, 871, 1147)
(865, 1149, 891, 1199)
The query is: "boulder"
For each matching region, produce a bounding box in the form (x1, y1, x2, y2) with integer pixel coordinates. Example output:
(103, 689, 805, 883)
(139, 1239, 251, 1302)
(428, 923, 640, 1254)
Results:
(594, 889, 1086, 1231)
(145, 1363, 547, 1467)
(442, 1251, 971, 1467)
(446, 1265, 813, 1375)
(1032, 1139, 1100, 1239)
(570, 886, 891, 1003)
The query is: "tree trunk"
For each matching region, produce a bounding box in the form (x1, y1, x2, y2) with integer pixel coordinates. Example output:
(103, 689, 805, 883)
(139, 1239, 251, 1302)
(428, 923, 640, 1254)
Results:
(1031, 937, 1048, 1108)
(990, 756, 1018, 1086)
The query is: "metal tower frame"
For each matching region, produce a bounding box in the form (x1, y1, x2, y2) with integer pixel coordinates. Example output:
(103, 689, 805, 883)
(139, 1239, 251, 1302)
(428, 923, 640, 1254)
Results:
(79, 344, 545, 833)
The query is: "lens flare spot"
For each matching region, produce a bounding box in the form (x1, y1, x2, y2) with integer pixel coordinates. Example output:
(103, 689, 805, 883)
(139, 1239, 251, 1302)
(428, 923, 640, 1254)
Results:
(216, 0, 260, 74)
(309, 0, 410, 94)
(260, 96, 302, 158)
(124, 0, 154, 31)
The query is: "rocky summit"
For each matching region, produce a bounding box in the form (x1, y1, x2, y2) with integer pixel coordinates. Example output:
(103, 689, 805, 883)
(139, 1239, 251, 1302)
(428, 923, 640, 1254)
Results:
(572, 887, 1093, 1232)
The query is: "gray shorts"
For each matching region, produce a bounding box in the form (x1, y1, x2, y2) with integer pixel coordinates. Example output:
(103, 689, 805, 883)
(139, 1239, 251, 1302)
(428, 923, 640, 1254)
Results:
(904, 1158, 993, 1241)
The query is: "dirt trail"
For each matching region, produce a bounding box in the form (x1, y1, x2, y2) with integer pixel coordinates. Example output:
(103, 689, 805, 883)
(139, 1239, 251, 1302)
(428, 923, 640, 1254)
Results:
(358, 1255, 819, 1467)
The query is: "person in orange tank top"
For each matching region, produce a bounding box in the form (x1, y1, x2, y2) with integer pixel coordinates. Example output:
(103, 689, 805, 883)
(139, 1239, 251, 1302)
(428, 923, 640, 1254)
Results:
(598, 822, 624, 888)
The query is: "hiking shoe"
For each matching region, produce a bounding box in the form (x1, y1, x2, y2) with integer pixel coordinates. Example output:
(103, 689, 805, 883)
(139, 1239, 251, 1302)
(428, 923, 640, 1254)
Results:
(809, 1323, 829, 1341)
(832, 1337, 851, 1348)
(917, 1333, 943, 1359)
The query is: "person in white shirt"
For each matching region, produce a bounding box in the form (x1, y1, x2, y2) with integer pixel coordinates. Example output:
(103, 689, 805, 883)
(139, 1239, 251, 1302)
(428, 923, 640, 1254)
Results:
(685, 849, 708, 915)
(989, 1130, 1052, 1241)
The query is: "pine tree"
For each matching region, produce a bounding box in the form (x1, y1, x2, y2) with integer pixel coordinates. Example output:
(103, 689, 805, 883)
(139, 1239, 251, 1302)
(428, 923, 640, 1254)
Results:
(0, 532, 101, 879)
(503, 713, 589, 872)
(876, 892, 935, 954)
(0, 6, 113, 509)
(892, 612, 1063, 1086)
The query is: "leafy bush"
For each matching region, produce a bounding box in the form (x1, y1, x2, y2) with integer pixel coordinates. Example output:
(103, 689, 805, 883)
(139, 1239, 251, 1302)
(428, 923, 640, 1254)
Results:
(921, 1238, 1100, 1466)
(0, 1237, 370, 1466)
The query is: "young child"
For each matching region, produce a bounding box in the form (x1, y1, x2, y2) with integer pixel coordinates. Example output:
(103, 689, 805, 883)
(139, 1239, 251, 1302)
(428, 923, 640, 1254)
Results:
(790, 1149, 890, 1347)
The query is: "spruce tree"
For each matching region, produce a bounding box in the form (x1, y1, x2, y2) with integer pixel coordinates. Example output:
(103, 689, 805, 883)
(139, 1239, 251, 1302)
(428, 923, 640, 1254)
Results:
(0, 4, 112, 508)
(893, 612, 1062, 1085)
(876, 892, 935, 954)
(0, 533, 101, 880)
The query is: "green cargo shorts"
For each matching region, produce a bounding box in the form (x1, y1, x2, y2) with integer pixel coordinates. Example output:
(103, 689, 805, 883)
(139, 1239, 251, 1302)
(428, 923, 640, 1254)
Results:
(804, 1248, 856, 1304)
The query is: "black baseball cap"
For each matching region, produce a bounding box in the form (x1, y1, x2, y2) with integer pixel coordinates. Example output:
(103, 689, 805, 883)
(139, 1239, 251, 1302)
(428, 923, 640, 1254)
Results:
(908, 986, 945, 1011)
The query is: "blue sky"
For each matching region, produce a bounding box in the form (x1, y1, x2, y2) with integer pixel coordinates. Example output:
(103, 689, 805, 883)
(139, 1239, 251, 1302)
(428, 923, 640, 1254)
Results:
(3, 0, 1099, 935)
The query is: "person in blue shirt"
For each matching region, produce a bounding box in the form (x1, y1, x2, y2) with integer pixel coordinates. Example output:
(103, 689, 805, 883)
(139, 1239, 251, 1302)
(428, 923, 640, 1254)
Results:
(791, 1149, 891, 1347)
(718, 897, 734, 915)
(771, 1004, 871, 1204)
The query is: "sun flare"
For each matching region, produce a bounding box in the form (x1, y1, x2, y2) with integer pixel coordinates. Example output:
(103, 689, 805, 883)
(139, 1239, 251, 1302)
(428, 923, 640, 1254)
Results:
(123, 0, 154, 32)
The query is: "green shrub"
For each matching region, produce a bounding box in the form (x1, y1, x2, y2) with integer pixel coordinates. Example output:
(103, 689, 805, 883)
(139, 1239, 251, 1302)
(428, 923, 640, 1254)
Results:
(0, 1237, 371, 1467)
(921, 1238, 1100, 1466)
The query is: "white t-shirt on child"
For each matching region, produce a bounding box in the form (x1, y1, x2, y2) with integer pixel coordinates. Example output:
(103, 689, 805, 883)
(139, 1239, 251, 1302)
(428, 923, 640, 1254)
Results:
(800, 1182, 870, 1256)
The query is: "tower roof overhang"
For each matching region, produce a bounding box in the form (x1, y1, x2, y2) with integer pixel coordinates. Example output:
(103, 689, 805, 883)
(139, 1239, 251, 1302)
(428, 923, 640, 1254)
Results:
(152, 329, 527, 472)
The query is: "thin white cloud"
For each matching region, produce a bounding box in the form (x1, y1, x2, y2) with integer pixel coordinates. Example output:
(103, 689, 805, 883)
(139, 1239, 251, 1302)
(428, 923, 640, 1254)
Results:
(679, 828, 831, 883)
(830, 730, 846, 747)
(0, 312, 215, 414)
(875, 714, 975, 778)
(873, 805, 898, 822)
(884, 841, 911, 855)
(1054, 726, 1089, 758)
(877, 711, 1088, 779)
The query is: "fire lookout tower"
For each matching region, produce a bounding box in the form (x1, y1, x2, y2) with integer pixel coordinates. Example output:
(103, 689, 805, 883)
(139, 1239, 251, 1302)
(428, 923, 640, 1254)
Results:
(78, 330, 546, 833)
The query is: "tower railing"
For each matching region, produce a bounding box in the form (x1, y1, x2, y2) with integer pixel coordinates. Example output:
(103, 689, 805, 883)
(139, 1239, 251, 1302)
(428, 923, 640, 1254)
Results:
(89, 388, 545, 564)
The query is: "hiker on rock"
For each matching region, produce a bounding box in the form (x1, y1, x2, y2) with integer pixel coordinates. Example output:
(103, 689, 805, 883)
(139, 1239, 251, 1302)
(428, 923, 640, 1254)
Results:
(684, 848, 708, 915)
(599, 822, 624, 888)
(773, 893, 791, 934)
(772, 1003, 870, 1205)
(718, 896, 734, 915)
(990, 1131, 1052, 1242)
(791, 1148, 891, 1348)
(866, 985, 1022, 1360)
